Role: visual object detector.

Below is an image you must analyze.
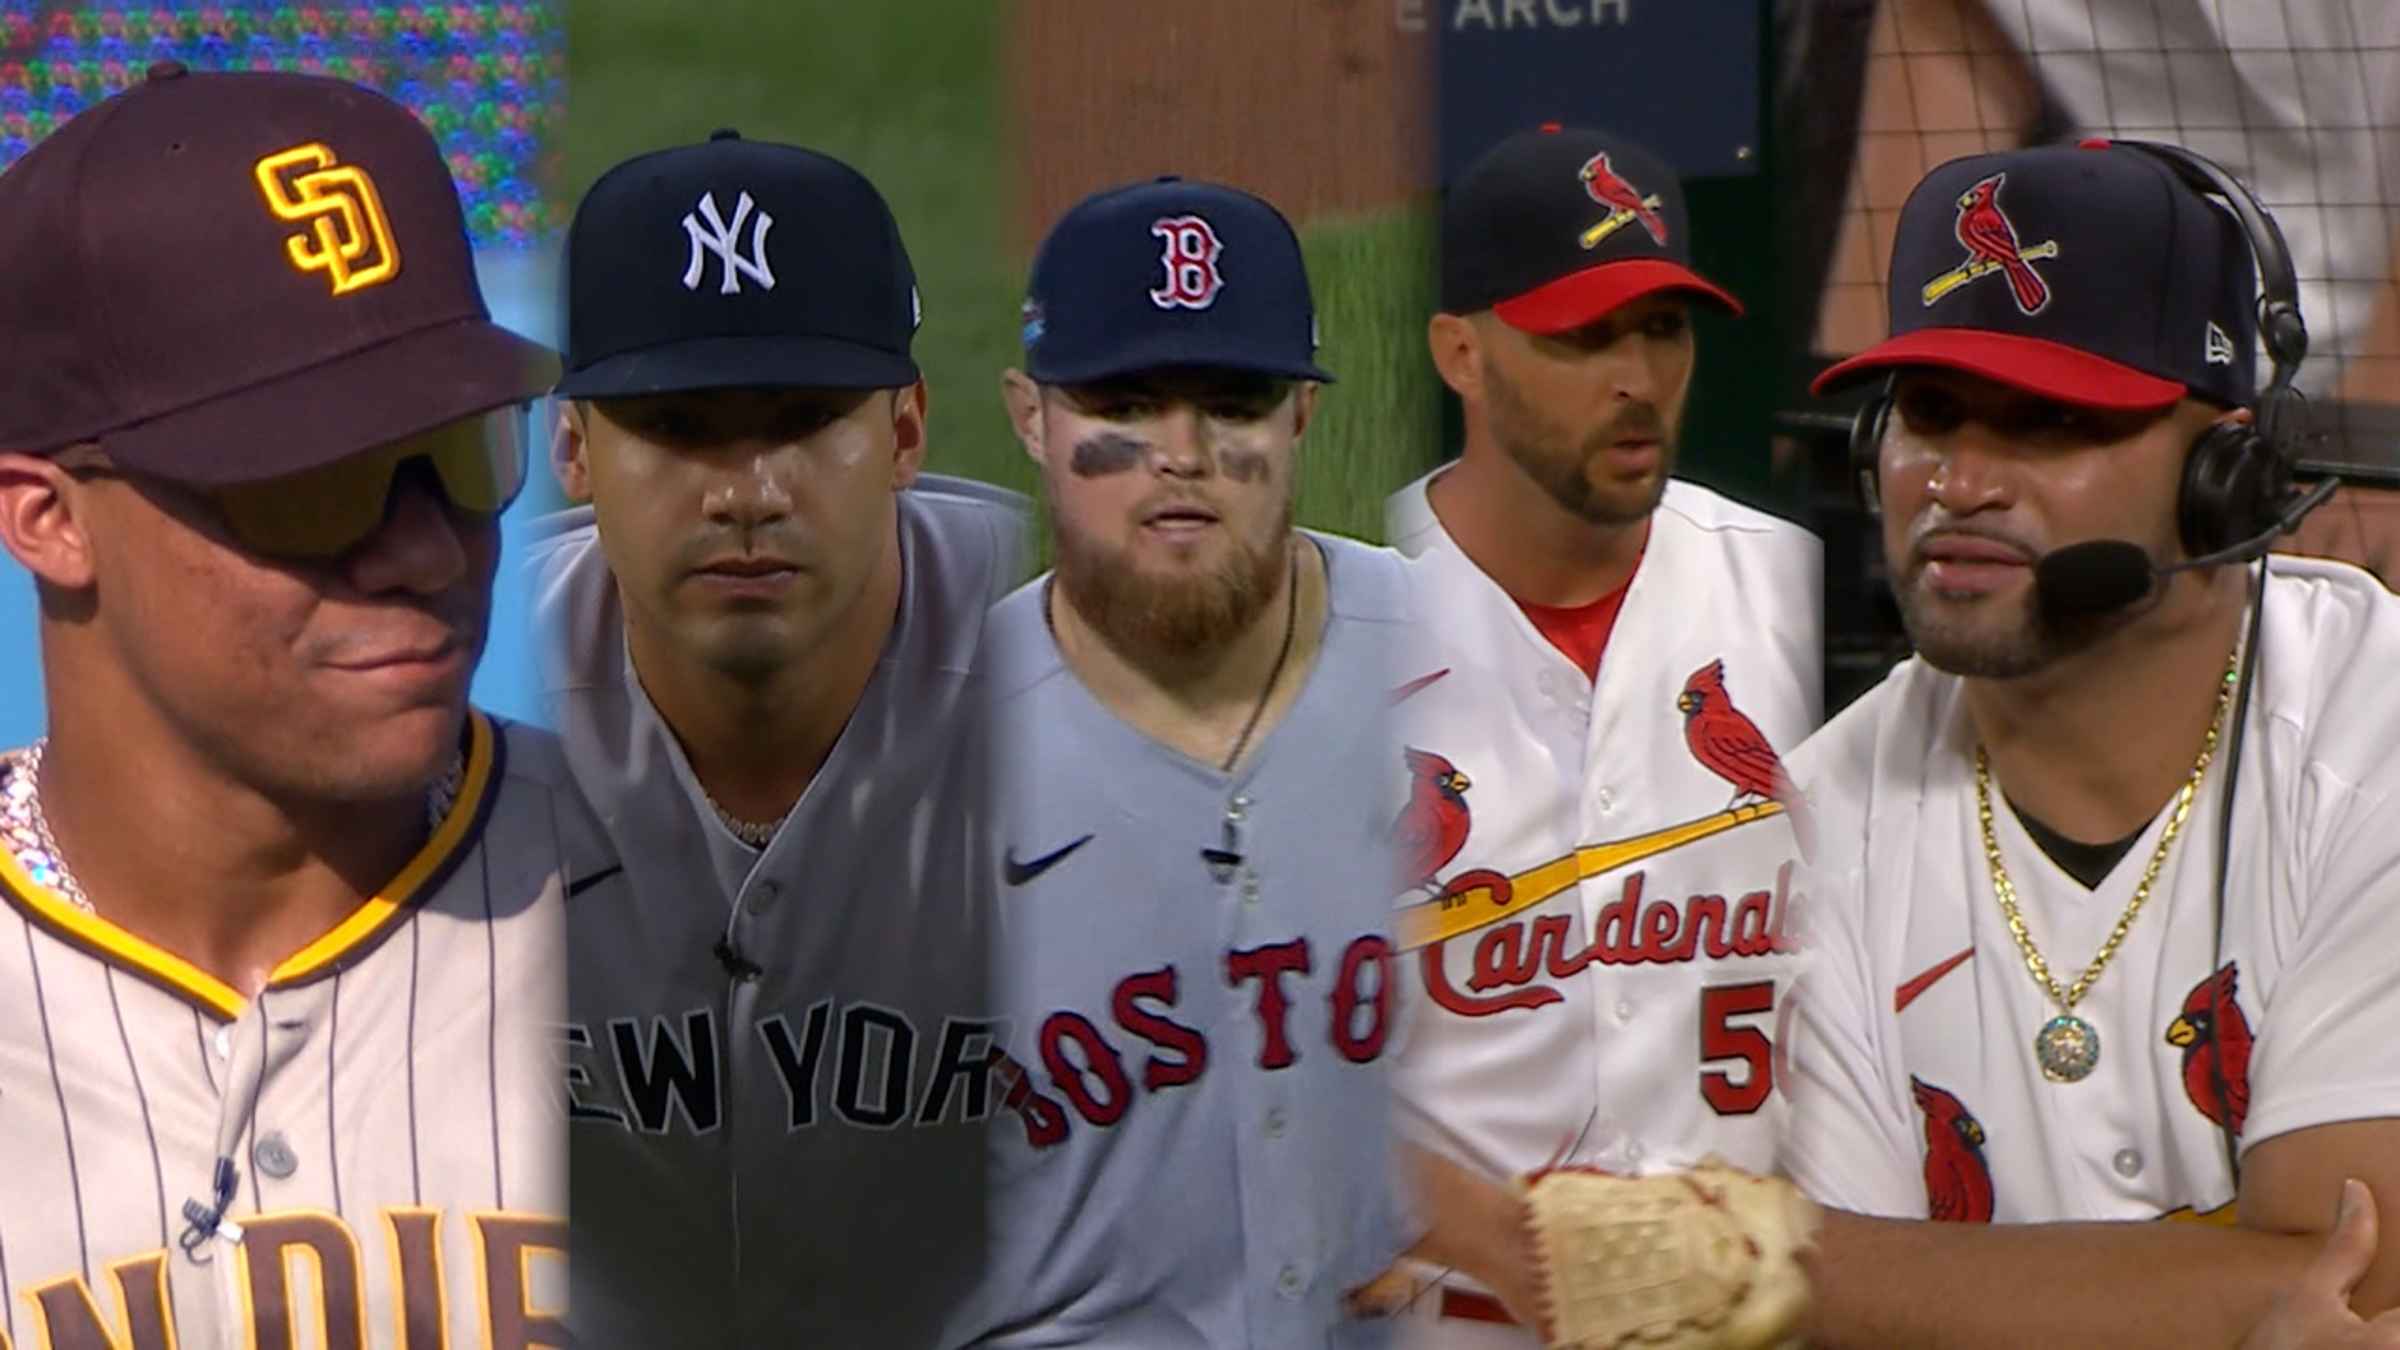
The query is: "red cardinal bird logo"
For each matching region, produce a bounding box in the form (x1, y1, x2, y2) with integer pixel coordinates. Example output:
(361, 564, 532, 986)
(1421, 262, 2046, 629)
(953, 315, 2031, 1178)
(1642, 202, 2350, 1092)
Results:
(1913, 1077, 1996, 1223)
(1677, 660, 1798, 813)
(1578, 152, 1668, 248)
(1395, 748, 1474, 894)
(2166, 962, 2255, 1136)
(1921, 172, 2057, 315)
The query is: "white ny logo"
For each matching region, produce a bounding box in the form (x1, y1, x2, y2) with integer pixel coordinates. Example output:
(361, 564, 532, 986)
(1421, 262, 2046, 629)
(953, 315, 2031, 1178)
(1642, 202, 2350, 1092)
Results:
(682, 190, 775, 294)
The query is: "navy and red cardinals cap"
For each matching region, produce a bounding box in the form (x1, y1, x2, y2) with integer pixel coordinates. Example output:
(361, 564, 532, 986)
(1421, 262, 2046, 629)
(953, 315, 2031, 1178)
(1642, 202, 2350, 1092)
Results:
(1021, 176, 1333, 386)
(1813, 140, 2259, 411)
(556, 130, 921, 398)
(1441, 124, 1741, 332)
(0, 62, 556, 484)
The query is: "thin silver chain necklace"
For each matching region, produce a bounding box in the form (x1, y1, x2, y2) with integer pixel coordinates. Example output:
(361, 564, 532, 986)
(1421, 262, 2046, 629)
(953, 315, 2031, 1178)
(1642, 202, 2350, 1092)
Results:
(703, 789, 785, 850)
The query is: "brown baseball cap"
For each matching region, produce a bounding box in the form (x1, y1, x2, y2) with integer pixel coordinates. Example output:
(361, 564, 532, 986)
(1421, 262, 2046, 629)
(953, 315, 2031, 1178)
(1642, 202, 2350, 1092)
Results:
(0, 62, 558, 486)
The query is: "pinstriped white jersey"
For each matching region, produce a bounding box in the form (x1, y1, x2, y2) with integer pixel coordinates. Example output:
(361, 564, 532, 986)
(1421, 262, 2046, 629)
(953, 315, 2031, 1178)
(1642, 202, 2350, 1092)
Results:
(0, 712, 582, 1350)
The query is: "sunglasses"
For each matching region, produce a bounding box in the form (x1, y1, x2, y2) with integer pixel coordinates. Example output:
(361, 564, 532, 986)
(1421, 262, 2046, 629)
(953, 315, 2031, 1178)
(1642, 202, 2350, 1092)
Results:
(66, 411, 527, 561)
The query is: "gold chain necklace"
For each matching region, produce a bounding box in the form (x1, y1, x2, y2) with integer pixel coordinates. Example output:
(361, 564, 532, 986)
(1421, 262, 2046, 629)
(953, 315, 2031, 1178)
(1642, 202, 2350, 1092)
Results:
(1973, 640, 2242, 1084)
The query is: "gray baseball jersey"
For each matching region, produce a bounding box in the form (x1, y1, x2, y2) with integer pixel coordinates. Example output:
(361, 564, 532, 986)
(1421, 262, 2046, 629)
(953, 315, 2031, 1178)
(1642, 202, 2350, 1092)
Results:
(530, 474, 1028, 1348)
(0, 712, 581, 1350)
(941, 531, 1414, 1350)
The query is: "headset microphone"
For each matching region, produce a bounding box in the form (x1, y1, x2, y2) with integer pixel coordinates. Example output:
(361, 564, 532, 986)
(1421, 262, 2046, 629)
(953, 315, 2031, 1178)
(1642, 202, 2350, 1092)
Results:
(2034, 476, 2339, 620)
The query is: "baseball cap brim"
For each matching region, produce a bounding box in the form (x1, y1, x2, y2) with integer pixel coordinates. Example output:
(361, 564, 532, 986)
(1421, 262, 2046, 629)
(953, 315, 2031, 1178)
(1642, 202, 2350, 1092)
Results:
(1811, 328, 2186, 411)
(102, 316, 560, 488)
(1026, 330, 1334, 387)
(1489, 258, 1743, 333)
(553, 333, 920, 400)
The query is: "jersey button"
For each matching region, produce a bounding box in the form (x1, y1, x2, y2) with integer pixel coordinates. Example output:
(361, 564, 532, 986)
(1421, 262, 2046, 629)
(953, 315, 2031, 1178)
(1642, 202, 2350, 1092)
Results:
(1614, 998, 1635, 1024)
(1241, 868, 1261, 906)
(1264, 1107, 1287, 1139)
(1276, 1264, 1305, 1299)
(1227, 794, 1251, 823)
(212, 1025, 232, 1060)
(745, 880, 781, 915)
(1597, 787, 1616, 813)
(2112, 1148, 2143, 1178)
(254, 1132, 298, 1179)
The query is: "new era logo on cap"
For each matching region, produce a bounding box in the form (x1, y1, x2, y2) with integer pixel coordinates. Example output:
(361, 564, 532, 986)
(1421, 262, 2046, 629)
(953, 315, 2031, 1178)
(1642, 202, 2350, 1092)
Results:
(1023, 176, 1330, 386)
(1814, 141, 2260, 412)
(2206, 321, 2238, 366)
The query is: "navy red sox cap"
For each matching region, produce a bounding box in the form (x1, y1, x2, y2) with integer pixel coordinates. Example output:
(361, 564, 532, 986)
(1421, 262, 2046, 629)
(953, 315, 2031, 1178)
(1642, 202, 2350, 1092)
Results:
(1441, 124, 1741, 331)
(1021, 176, 1333, 386)
(0, 62, 557, 485)
(1813, 140, 2259, 411)
(556, 130, 921, 398)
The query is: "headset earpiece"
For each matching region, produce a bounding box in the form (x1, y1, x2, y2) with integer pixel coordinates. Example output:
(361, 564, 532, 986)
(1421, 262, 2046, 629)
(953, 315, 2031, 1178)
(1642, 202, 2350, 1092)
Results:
(2109, 140, 2310, 564)
(1850, 385, 1895, 517)
(2178, 418, 2292, 558)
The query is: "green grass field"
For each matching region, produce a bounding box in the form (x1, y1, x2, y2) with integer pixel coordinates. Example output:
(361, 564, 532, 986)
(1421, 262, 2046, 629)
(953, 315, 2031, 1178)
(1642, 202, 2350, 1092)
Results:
(557, 0, 1443, 545)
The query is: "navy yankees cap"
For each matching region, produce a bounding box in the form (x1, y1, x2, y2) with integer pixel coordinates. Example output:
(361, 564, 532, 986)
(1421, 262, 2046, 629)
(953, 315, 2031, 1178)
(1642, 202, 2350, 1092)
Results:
(0, 63, 555, 484)
(1021, 176, 1333, 386)
(1441, 124, 1740, 332)
(1813, 140, 2258, 411)
(556, 130, 920, 398)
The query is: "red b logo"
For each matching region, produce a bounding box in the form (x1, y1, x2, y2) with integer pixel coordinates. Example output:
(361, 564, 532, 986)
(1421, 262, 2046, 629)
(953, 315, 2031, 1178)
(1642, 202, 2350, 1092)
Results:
(1150, 214, 1225, 310)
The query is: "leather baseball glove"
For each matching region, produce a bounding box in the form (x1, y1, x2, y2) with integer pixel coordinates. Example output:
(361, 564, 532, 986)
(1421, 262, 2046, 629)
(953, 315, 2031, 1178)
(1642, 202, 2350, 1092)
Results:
(1520, 1158, 1820, 1350)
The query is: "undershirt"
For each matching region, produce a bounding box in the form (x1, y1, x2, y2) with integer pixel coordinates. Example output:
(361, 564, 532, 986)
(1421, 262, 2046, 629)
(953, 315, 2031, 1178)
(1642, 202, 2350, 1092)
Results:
(1515, 539, 1646, 682)
(2008, 794, 2148, 891)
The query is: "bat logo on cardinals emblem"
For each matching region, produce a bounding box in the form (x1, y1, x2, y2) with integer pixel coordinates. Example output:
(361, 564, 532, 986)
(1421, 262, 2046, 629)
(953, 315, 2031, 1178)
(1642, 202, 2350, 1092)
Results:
(1578, 152, 1668, 250)
(2166, 962, 2255, 1135)
(1393, 748, 1514, 912)
(1913, 1077, 1996, 1223)
(1920, 172, 2059, 315)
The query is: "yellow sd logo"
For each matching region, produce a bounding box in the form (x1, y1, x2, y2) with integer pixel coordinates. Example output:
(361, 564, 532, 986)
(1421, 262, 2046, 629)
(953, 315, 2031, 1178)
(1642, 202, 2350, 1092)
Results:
(253, 143, 401, 295)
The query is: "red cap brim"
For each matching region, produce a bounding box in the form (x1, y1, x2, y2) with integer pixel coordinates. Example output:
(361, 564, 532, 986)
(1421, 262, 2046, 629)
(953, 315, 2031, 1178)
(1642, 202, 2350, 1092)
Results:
(1492, 258, 1744, 333)
(1811, 328, 2186, 411)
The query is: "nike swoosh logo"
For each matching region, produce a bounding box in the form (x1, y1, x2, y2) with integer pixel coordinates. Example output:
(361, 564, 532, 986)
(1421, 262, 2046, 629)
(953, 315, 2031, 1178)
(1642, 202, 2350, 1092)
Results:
(567, 864, 625, 899)
(1005, 835, 1094, 887)
(1894, 946, 1975, 1014)
(1391, 668, 1451, 705)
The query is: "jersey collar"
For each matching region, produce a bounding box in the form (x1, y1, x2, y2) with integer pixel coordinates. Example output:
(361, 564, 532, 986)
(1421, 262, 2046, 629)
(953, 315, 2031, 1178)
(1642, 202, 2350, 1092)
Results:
(0, 711, 504, 1022)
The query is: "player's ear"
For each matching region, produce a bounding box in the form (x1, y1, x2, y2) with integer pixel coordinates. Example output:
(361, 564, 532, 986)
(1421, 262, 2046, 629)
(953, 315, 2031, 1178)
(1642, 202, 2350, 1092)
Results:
(1289, 381, 1320, 442)
(889, 379, 929, 489)
(553, 400, 593, 505)
(2208, 403, 2255, 434)
(0, 450, 100, 592)
(1428, 312, 1484, 403)
(1001, 369, 1046, 466)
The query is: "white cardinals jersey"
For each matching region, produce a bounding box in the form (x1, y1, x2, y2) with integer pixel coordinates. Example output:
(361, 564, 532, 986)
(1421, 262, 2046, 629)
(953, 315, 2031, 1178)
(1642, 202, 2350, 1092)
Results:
(1381, 471, 1821, 1344)
(1784, 557, 2400, 1227)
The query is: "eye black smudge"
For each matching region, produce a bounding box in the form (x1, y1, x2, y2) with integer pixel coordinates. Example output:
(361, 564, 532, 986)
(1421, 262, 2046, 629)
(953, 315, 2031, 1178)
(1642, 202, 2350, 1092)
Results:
(1070, 432, 1149, 477)
(1218, 447, 1272, 483)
